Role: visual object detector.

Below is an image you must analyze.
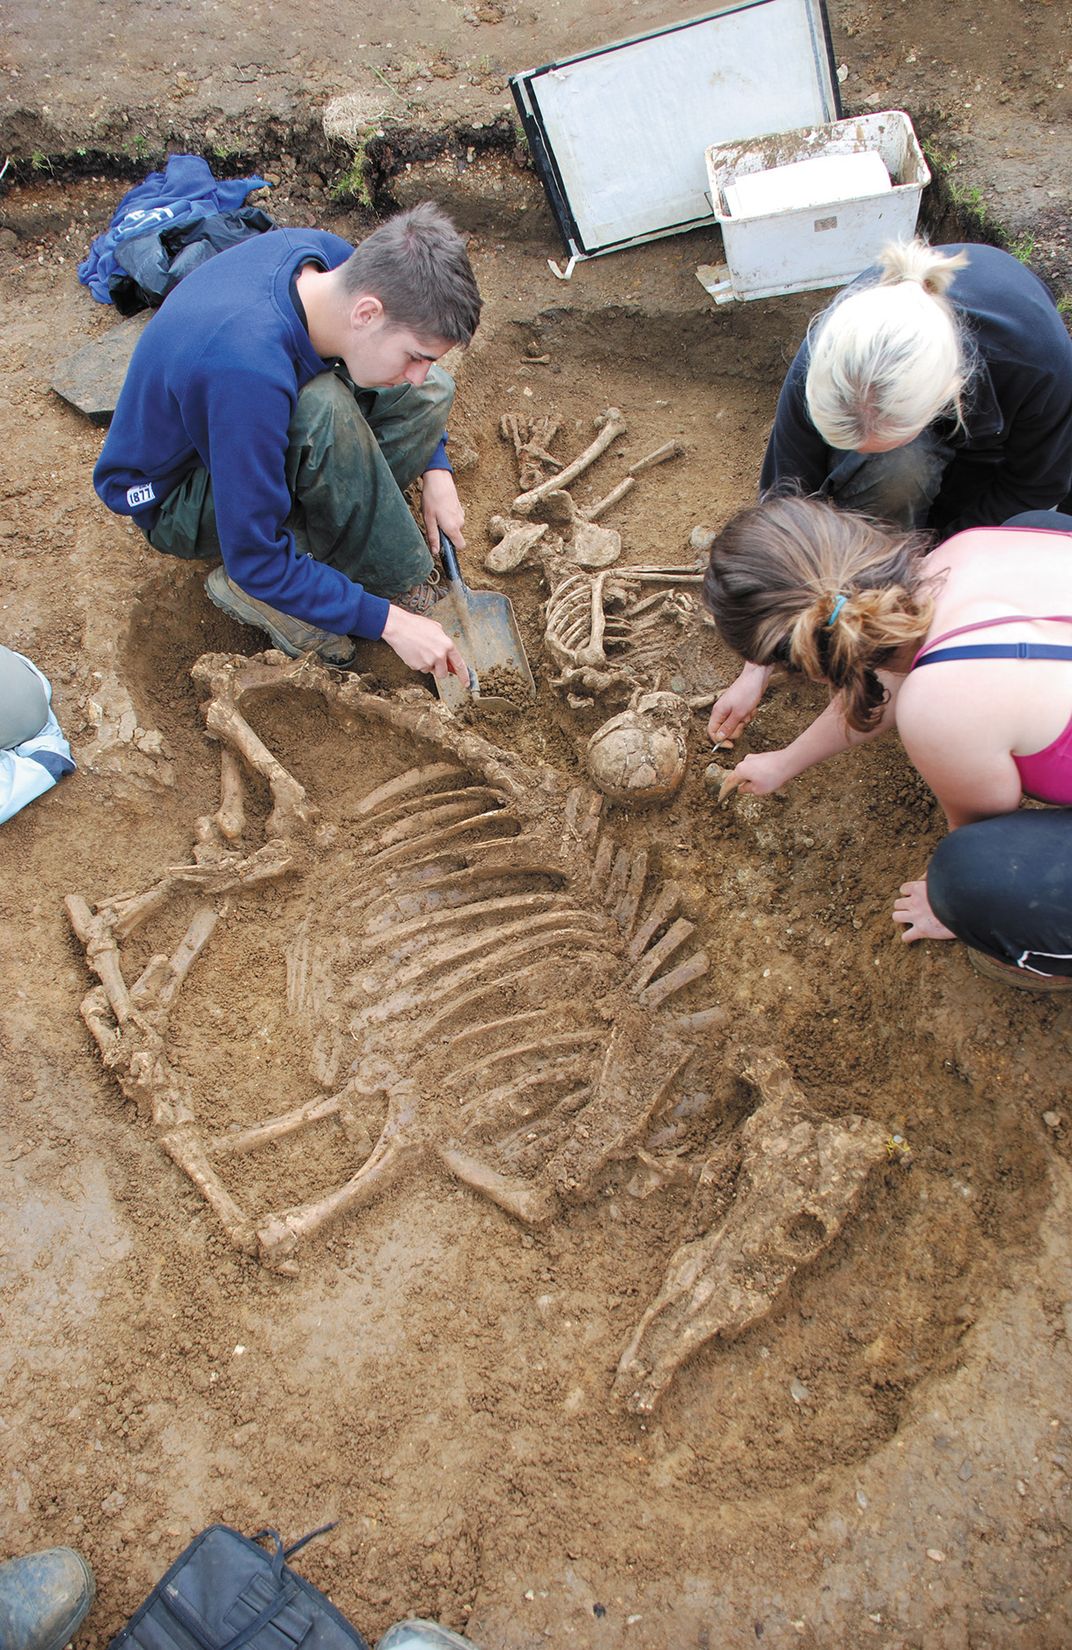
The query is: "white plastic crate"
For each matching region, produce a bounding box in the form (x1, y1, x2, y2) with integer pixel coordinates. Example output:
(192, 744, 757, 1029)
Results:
(700, 110, 930, 304)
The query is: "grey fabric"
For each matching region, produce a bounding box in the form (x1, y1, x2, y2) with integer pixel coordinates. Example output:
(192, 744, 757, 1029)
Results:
(151, 365, 453, 600)
(821, 428, 953, 529)
(0, 646, 50, 751)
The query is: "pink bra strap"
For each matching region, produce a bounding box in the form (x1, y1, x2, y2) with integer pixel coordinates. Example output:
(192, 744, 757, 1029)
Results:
(913, 614, 1072, 668)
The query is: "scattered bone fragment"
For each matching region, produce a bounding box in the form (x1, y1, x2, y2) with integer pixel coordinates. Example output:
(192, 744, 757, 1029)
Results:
(613, 1049, 889, 1413)
(704, 761, 743, 803)
(513, 408, 626, 516)
(628, 440, 685, 476)
(528, 489, 622, 569)
(484, 516, 549, 574)
(500, 412, 562, 490)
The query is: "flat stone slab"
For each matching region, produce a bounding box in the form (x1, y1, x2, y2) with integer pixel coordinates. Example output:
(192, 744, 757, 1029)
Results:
(51, 311, 151, 426)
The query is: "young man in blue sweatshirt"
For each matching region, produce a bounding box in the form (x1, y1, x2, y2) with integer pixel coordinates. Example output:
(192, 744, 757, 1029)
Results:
(94, 202, 481, 679)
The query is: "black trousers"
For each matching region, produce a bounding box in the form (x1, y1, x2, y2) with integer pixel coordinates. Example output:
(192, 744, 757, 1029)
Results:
(928, 811, 1072, 977)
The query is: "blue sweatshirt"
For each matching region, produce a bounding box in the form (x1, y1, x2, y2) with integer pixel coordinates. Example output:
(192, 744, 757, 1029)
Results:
(760, 243, 1072, 534)
(95, 228, 399, 638)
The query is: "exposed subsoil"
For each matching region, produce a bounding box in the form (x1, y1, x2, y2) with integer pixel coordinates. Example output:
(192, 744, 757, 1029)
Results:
(3, 8, 1072, 1650)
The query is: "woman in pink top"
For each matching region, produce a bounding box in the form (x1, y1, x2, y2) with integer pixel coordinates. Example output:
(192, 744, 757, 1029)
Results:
(702, 497, 1072, 989)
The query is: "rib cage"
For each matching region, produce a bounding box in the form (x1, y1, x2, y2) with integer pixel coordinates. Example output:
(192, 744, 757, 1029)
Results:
(66, 651, 889, 1412)
(66, 652, 711, 1277)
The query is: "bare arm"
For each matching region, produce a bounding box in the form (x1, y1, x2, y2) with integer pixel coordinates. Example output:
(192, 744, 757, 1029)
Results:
(724, 670, 904, 797)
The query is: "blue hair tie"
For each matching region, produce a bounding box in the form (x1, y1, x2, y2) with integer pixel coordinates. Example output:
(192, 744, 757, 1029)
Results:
(827, 593, 848, 627)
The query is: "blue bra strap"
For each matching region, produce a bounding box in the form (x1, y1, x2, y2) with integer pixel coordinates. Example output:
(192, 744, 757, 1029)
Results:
(914, 642, 1072, 666)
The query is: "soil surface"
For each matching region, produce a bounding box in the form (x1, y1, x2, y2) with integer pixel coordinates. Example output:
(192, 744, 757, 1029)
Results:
(2, 5, 1072, 1650)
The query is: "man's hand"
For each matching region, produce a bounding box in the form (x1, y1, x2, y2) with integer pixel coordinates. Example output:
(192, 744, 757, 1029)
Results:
(718, 748, 793, 798)
(892, 878, 957, 943)
(708, 660, 773, 743)
(421, 468, 466, 551)
(381, 604, 469, 680)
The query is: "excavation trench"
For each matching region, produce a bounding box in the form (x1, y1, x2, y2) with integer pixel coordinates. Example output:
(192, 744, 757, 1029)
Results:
(2, 157, 1071, 1650)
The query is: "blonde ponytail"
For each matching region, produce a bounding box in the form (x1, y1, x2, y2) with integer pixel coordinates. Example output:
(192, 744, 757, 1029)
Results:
(876, 239, 967, 298)
(804, 239, 972, 452)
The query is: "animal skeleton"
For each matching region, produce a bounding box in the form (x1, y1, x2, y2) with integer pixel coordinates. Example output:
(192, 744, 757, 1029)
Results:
(67, 650, 892, 1409)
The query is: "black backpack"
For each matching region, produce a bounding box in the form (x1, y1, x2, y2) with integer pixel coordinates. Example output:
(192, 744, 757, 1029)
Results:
(107, 1523, 370, 1650)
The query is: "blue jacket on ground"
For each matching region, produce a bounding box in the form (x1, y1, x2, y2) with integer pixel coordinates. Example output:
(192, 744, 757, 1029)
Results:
(760, 242, 1072, 534)
(78, 153, 268, 304)
(94, 228, 400, 640)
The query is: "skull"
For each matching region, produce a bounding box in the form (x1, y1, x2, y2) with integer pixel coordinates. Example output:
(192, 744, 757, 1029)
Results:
(585, 690, 690, 806)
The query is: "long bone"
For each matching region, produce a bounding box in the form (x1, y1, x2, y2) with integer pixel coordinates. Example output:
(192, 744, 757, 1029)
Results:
(365, 788, 504, 847)
(349, 930, 619, 1035)
(86, 841, 294, 943)
(513, 408, 626, 515)
(202, 696, 318, 840)
(160, 1129, 257, 1254)
(255, 1074, 423, 1274)
(436, 1148, 559, 1224)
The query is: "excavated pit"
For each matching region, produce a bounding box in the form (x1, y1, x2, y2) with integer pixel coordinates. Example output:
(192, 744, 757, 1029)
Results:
(2, 162, 1072, 1650)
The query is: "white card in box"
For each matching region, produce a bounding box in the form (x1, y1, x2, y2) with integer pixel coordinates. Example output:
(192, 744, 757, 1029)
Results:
(700, 110, 931, 304)
(722, 150, 891, 221)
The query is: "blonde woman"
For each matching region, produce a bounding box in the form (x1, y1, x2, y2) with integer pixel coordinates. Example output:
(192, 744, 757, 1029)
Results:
(710, 239, 1072, 744)
(702, 496, 1072, 991)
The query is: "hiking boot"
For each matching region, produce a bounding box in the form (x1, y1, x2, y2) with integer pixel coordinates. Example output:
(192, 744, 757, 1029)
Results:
(205, 566, 357, 667)
(969, 949, 1072, 993)
(392, 567, 444, 617)
(0, 1548, 95, 1650)
(376, 1622, 481, 1650)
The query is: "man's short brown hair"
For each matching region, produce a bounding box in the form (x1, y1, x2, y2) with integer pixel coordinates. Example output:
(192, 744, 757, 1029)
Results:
(339, 201, 482, 346)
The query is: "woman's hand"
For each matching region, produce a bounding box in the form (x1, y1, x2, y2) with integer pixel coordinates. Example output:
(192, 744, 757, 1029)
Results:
(892, 878, 957, 943)
(708, 661, 773, 743)
(717, 749, 794, 799)
(421, 468, 466, 550)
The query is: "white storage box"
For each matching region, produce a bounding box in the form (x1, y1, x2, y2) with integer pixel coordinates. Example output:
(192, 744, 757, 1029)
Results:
(700, 110, 930, 304)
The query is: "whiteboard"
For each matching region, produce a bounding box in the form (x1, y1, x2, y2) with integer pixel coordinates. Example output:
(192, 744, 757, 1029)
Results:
(511, 2, 839, 255)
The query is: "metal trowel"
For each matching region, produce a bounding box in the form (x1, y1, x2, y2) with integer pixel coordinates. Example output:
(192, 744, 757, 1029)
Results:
(432, 533, 536, 714)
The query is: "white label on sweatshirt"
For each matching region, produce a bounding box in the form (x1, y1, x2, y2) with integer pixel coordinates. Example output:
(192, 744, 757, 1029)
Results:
(126, 482, 156, 508)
